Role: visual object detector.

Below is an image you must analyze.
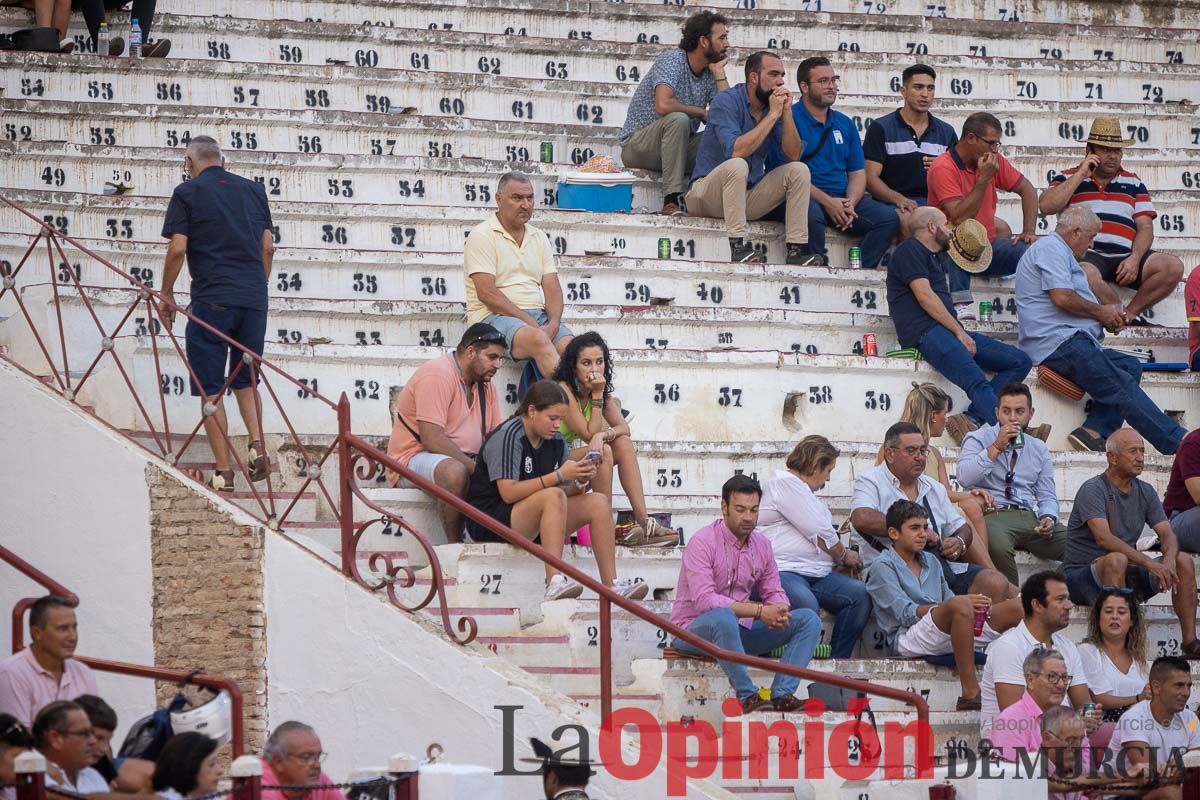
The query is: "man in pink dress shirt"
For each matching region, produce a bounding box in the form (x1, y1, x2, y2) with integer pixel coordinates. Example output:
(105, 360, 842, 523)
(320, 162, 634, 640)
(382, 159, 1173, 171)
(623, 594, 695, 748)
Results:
(261, 721, 346, 800)
(0, 597, 97, 726)
(669, 475, 822, 714)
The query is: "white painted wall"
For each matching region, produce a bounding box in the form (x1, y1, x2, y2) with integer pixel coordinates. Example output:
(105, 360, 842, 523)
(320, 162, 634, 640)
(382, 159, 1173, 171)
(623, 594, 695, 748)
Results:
(0, 358, 157, 741)
(263, 535, 732, 800)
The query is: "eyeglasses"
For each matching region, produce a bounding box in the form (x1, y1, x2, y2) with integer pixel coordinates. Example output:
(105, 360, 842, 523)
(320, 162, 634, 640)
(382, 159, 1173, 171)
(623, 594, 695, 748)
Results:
(811, 76, 841, 86)
(63, 727, 97, 740)
(893, 446, 929, 457)
(975, 136, 1002, 150)
(1034, 672, 1073, 685)
(287, 751, 328, 765)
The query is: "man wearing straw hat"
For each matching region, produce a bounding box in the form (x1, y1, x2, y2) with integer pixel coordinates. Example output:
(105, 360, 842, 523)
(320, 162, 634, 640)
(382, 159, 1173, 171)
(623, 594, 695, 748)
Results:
(1015, 205, 1186, 455)
(1040, 117, 1184, 326)
(885, 206, 1031, 444)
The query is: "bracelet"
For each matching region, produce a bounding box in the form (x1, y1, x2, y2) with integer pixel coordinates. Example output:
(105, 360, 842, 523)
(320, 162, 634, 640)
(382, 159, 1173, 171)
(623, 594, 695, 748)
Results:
(755, 603, 763, 620)
(555, 468, 564, 485)
(539, 475, 546, 489)
(951, 535, 966, 555)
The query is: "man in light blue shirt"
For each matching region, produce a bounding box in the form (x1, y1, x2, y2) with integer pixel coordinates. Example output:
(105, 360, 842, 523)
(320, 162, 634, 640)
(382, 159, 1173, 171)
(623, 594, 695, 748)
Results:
(957, 382, 1066, 585)
(1015, 205, 1185, 455)
(686, 51, 824, 266)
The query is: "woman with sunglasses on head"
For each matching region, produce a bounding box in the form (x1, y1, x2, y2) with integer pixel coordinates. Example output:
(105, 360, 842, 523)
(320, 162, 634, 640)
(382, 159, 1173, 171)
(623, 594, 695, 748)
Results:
(1077, 585, 1150, 748)
(877, 382, 1003, 575)
(550, 332, 678, 548)
(0, 714, 34, 800)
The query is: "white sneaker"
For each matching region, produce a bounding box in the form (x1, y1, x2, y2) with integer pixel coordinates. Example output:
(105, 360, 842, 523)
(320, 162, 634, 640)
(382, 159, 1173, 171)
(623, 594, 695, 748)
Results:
(613, 577, 649, 601)
(955, 302, 977, 321)
(545, 574, 584, 601)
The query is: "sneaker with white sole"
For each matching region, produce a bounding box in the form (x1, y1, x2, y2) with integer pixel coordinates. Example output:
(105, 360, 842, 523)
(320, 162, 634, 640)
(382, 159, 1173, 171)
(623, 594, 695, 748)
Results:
(616, 517, 679, 548)
(613, 578, 649, 601)
(544, 574, 584, 601)
(954, 302, 977, 321)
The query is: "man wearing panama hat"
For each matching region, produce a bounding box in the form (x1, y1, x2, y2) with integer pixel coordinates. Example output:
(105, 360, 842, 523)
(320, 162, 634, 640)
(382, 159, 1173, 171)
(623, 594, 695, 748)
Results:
(1040, 117, 1184, 325)
(885, 207, 1031, 444)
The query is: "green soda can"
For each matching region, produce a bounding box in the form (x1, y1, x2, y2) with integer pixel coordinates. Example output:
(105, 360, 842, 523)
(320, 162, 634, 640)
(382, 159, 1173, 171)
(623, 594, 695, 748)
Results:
(540, 141, 554, 163)
(979, 300, 992, 322)
(658, 237, 671, 259)
(1012, 425, 1025, 449)
(848, 246, 862, 269)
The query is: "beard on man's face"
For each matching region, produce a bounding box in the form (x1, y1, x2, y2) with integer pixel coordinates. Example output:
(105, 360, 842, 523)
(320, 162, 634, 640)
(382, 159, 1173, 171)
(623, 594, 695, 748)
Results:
(753, 83, 773, 104)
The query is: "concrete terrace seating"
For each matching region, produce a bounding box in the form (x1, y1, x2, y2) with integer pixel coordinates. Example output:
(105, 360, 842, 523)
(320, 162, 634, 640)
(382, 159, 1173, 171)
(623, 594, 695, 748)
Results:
(3, 1, 1198, 796)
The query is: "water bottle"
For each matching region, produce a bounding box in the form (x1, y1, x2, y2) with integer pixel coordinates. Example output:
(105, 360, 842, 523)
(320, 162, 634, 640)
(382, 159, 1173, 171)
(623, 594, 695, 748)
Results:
(97, 22, 109, 55)
(129, 18, 141, 59)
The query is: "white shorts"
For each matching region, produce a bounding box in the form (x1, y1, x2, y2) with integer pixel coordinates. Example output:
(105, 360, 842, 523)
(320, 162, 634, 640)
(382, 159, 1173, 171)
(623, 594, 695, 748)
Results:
(396, 452, 451, 488)
(895, 611, 1001, 657)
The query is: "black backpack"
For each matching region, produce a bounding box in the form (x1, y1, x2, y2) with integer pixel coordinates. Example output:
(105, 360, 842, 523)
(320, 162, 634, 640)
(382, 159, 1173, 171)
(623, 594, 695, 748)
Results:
(117, 692, 189, 761)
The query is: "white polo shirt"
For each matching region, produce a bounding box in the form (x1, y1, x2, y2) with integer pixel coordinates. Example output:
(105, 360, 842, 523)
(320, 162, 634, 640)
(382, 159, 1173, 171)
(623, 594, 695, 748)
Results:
(979, 620, 1088, 735)
(849, 463, 967, 572)
(45, 765, 110, 794)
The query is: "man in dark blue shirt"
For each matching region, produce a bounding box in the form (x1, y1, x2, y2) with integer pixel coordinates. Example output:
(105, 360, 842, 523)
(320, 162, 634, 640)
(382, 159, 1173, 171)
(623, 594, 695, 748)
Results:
(777, 56, 899, 269)
(886, 207, 1030, 443)
(685, 51, 824, 266)
(158, 135, 275, 492)
(863, 64, 958, 233)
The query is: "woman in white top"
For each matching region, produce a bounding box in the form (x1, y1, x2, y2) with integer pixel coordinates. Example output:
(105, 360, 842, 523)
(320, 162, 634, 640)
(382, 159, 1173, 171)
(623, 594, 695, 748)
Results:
(1078, 586, 1150, 750)
(759, 435, 870, 658)
(152, 732, 223, 800)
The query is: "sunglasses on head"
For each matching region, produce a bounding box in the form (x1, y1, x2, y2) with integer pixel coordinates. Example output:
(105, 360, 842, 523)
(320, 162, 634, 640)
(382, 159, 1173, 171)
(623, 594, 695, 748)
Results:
(466, 331, 506, 348)
(1100, 585, 1136, 597)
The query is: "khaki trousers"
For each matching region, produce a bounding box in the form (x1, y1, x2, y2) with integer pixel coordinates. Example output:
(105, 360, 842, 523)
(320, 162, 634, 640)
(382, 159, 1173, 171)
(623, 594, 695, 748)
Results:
(685, 158, 812, 243)
(620, 112, 702, 197)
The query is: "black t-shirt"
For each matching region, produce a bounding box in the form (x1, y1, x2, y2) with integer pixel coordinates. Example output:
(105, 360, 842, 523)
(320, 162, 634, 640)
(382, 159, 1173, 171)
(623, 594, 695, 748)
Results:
(886, 237, 957, 349)
(466, 416, 567, 523)
(161, 166, 272, 311)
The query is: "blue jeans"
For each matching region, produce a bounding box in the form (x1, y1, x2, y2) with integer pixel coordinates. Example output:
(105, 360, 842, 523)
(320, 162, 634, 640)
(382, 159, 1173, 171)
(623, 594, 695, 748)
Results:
(918, 326, 1032, 426)
(948, 237, 1029, 305)
(1041, 332, 1186, 455)
(807, 196, 899, 269)
(778, 570, 871, 659)
(671, 607, 822, 701)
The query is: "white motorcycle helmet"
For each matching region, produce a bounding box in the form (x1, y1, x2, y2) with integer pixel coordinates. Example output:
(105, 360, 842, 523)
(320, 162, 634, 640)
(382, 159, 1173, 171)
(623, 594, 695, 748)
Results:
(169, 690, 233, 745)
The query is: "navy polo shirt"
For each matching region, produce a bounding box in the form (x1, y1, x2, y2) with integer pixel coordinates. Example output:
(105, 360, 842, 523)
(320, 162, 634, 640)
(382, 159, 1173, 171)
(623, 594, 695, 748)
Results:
(863, 109, 958, 200)
(691, 84, 784, 189)
(886, 237, 957, 349)
(768, 102, 863, 196)
(161, 166, 273, 311)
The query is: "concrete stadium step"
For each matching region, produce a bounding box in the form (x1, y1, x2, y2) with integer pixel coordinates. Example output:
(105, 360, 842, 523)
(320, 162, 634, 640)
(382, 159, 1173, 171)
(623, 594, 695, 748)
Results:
(6, 238, 1192, 336)
(41, 0, 1195, 40)
(6, 53, 1200, 151)
(6, 188, 1200, 279)
(28, 6, 1200, 69)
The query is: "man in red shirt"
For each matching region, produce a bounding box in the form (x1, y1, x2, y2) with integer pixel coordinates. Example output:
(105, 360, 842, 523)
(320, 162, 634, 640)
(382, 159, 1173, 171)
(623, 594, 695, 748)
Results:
(1163, 425, 1200, 554)
(1187, 265, 1200, 371)
(927, 111, 1038, 318)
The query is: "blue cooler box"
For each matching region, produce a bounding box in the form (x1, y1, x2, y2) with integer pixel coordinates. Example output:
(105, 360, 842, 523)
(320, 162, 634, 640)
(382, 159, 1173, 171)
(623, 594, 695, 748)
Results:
(556, 173, 635, 212)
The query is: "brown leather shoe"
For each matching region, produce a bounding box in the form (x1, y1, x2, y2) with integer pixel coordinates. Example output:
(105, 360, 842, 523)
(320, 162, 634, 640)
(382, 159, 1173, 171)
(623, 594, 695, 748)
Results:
(1025, 423, 1052, 443)
(740, 694, 771, 714)
(772, 694, 805, 713)
(956, 694, 982, 711)
(945, 413, 978, 446)
(661, 202, 685, 217)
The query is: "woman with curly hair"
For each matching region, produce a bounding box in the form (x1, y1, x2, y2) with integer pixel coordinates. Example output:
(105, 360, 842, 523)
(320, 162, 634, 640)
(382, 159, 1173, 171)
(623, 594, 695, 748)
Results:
(1078, 586, 1150, 748)
(551, 332, 677, 547)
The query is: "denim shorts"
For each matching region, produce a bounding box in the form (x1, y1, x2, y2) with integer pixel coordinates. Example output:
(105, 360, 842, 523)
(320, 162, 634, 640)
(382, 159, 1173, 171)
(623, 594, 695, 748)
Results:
(184, 302, 267, 396)
(1063, 562, 1158, 607)
(483, 309, 574, 350)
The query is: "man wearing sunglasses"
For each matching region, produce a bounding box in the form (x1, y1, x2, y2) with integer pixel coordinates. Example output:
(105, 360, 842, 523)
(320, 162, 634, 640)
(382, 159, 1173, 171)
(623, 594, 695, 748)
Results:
(957, 382, 1067, 586)
(1063, 429, 1200, 657)
(386, 323, 506, 543)
(927, 111, 1038, 318)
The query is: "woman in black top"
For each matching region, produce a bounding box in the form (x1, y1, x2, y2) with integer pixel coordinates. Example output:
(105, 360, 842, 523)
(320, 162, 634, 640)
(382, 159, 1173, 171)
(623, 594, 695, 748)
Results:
(466, 380, 648, 601)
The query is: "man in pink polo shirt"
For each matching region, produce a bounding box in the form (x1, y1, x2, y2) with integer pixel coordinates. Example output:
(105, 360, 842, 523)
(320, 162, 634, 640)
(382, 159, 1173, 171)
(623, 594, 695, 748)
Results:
(0, 597, 97, 726)
(669, 475, 822, 715)
(991, 647, 1096, 762)
(261, 721, 346, 800)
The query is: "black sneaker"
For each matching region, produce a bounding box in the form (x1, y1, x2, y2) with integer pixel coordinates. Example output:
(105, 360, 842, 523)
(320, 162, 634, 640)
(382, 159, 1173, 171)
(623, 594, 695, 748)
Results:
(1127, 314, 1163, 328)
(729, 238, 766, 264)
(1068, 427, 1106, 452)
(142, 38, 172, 58)
(786, 243, 826, 267)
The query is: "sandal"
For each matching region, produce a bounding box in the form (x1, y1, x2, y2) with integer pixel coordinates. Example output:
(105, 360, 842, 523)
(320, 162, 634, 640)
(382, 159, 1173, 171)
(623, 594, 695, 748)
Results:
(1181, 640, 1200, 660)
(247, 441, 268, 483)
(208, 470, 235, 493)
(955, 694, 982, 711)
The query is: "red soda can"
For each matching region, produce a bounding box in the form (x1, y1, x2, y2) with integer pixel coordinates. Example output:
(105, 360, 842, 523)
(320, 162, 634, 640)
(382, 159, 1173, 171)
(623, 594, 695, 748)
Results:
(929, 784, 955, 800)
(862, 333, 877, 356)
(973, 607, 988, 636)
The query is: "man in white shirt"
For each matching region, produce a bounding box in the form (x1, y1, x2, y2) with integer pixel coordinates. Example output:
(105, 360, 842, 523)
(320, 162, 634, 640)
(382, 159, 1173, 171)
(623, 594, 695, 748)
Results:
(1108, 656, 1200, 794)
(849, 422, 1012, 602)
(980, 571, 1094, 736)
(32, 700, 111, 794)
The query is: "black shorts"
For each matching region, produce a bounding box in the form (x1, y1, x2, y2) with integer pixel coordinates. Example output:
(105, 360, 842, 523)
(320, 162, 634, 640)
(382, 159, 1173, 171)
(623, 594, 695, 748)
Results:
(466, 503, 512, 542)
(1083, 249, 1154, 289)
(184, 301, 267, 397)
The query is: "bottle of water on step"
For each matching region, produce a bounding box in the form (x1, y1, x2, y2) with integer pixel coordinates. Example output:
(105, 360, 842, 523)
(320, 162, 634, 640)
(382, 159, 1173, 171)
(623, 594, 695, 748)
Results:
(129, 18, 141, 59)
(97, 22, 109, 55)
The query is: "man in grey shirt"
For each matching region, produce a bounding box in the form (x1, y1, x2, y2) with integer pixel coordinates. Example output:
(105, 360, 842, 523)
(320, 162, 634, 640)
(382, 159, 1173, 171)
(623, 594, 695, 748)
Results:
(1015, 205, 1184, 455)
(957, 381, 1066, 585)
(618, 11, 729, 216)
(1064, 429, 1200, 656)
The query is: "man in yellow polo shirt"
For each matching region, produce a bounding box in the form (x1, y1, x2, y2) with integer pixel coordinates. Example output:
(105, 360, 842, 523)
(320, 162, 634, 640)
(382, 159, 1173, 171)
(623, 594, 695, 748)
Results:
(464, 172, 574, 377)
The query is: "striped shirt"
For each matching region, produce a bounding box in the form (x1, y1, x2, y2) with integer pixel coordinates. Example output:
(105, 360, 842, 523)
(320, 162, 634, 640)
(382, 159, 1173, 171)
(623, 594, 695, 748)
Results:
(1048, 168, 1156, 256)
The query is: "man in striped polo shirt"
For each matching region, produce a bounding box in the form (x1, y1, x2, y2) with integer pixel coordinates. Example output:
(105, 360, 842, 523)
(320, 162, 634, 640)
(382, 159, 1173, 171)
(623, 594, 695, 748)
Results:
(1039, 117, 1184, 325)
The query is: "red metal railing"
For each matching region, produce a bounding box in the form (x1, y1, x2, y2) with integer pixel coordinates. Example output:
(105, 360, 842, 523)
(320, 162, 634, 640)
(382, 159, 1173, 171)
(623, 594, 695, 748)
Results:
(1, 542, 246, 756)
(1, 194, 931, 771)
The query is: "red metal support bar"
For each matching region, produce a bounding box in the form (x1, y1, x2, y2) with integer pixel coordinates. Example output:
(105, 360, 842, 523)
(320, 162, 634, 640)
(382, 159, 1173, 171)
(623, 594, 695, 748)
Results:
(337, 394, 354, 578)
(0, 545, 78, 652)
(599, 598, 613, 721)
